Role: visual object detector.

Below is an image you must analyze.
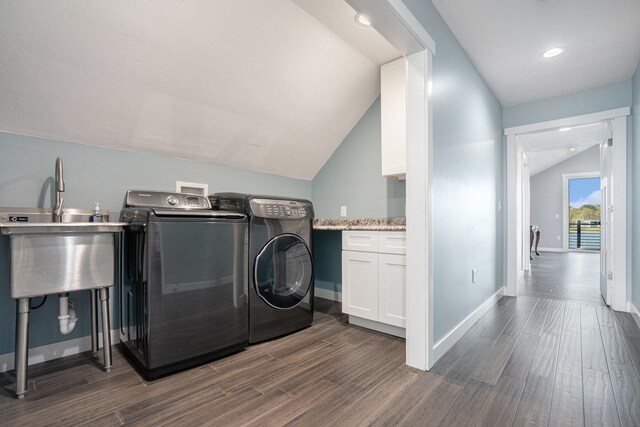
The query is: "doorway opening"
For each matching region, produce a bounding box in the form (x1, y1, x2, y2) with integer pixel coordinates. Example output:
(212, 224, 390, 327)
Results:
(519, 126, 604, 304)
(505, 107, 630, 311)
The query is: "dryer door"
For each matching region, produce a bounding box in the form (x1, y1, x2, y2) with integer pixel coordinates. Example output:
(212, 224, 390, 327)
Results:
(254, 233, 313, 309)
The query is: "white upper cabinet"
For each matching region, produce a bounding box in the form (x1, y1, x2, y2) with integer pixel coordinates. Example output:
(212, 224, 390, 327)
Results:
(381, 57, 406, 179)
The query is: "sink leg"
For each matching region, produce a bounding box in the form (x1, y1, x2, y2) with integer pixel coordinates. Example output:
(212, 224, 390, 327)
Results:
(90, 289, 99, 357)
(15, 298, 30, 399)
(99, 288, 112, 372)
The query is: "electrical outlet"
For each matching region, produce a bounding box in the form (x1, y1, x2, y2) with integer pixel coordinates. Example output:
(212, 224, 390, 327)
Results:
(471, 268, 477, 283)
(557, 235, 561, 240)
(555, 213, 560, 219)
(340, 206, 347, 217)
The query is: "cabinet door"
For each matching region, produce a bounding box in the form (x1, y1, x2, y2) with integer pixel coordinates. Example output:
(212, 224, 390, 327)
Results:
(342, 250, 379, 321)
(378, 254, 406, 327)
(381, 57, 406, 178)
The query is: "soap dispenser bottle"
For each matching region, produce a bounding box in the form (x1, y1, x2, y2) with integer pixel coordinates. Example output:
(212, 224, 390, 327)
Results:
(91, 202, 103, 223)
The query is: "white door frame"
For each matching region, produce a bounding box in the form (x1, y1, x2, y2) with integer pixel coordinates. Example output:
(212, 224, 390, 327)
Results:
(561, 171, 600, 252)
(505, 107, 630, 312)
(346, 0, 436, 370)
(522, 153, 531, 271)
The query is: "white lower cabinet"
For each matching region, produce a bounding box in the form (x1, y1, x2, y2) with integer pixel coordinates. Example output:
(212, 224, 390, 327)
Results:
(342, 231, 406, 337)
(378, 254, 407, 328)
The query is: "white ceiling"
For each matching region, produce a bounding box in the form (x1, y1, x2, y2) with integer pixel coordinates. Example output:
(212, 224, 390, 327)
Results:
(432, 0, 640, 106)
(520, 122, 608, 176)
(0, 1, 394, 180)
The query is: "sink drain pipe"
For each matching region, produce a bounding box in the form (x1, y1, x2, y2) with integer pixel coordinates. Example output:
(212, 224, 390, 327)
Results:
(58, 293, 78, 335)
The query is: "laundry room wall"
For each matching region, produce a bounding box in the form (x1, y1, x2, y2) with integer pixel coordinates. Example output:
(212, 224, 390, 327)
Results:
(311, 97, 406, 219)
(0, 131, 311, 363)
(530, 146, 600, 250)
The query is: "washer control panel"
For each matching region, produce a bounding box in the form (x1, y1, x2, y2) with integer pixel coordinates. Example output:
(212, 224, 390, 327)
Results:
(250, 198, 313, 219)
(125, 191, 211, 210)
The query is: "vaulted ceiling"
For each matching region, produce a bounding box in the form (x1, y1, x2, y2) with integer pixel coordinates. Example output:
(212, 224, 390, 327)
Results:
(432, 0, 640, 106)
(520, 122, 607, 176)
(0, 1, 398, 180)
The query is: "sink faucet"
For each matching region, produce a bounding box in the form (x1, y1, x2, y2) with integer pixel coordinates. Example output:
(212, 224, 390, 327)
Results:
(53, 157, 65, 222)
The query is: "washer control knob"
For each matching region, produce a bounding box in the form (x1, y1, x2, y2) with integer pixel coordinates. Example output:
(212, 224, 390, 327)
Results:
(167, 195, 179, 206)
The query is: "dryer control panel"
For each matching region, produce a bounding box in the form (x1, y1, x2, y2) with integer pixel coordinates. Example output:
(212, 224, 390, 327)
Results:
(249, 198, 313, 219)
(125, 190, 211, 210)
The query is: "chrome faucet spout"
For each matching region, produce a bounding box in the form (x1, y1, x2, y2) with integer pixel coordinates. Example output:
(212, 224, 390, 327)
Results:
(53, 157, 65, 222)
(55, 157, 65, 192)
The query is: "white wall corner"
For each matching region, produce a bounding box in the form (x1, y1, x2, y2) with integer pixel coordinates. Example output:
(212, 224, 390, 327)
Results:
(431, 287, 505, 363)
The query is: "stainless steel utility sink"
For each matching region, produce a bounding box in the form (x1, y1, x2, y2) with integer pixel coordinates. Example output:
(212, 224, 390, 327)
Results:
(0, 208, 127, 298)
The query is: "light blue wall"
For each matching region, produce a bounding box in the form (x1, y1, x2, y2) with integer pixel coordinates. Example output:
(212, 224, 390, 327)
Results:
(503, 81, 633, 128)
(311, 98, 406, 219)
(402, 0, 504, 343)
(633, 63, 640, 310)
(0, 131, 311, 357)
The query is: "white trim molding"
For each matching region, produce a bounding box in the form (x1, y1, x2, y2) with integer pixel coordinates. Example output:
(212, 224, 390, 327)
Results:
(314, 288, 342, 302)
(432, 288, 505, 361)
(504, 107, 631, 136)
(0, 330, 120, 373)
(561, 171, 599, 252)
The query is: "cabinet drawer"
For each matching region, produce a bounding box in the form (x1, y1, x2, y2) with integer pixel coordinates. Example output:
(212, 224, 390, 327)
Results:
(342, 231, 378, 252)
(378, 232, 406, 255)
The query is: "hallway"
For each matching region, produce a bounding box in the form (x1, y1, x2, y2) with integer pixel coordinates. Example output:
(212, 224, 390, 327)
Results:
(520, 251, 602, 304)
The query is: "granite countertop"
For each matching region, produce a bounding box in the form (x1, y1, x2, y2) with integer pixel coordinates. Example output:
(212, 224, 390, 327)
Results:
(313, 217, 406, 231)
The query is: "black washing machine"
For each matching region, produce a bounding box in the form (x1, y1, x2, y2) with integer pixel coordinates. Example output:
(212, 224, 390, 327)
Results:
(120, 191, 249, 379)
(211, 193, 314, 343)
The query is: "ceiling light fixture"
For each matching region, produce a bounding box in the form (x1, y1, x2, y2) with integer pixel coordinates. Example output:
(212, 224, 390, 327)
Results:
(543, 47, 565, 58)
(569, 147, 576, 152)
(559, 127, 572, 132)
(354, 13, 371, 27)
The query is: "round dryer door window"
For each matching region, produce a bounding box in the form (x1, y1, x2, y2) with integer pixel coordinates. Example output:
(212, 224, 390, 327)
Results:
(254, 233, 313, 309)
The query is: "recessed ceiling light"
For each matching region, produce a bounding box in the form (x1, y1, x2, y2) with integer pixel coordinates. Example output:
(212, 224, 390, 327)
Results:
(354, 13, 371, 27)
(569, 147, 576, 152)
(559, 127, 572, 132)
(543, 47, 565, 58)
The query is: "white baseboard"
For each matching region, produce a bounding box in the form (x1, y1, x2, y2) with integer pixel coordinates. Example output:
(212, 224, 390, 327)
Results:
(537, 247, 565, 253)
(315, 288, 342, 302)
(0, 330, 120, 373)
(630, 302, 640, 331)
(432, 287, 505, 362)
(348, 315, 405, 338)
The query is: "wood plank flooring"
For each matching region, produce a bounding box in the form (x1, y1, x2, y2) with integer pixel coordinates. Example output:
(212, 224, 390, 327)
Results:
(521, 251, 603, 304)
(1, 272, 639, 425)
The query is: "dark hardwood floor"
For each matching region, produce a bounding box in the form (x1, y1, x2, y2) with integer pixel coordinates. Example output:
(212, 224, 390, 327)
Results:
(1, 290, 639, 425)
(521, 251, 603, 304)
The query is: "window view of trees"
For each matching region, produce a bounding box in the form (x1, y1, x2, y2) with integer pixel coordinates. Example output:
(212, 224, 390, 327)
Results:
(569, 203, 600, 222)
